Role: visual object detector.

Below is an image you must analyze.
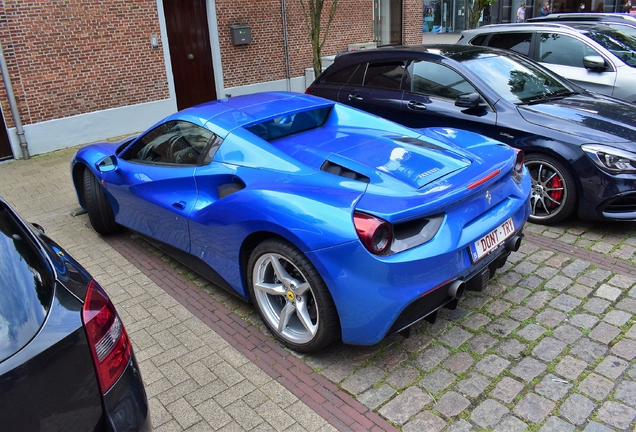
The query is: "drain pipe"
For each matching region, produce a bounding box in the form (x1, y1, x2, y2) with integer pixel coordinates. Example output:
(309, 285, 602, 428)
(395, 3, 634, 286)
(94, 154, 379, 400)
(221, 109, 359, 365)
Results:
(0, 39, 29, 159)
(281, 0, 291, 91)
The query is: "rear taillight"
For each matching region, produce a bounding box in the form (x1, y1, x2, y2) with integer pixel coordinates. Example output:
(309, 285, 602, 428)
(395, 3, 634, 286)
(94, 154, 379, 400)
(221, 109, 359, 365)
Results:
(305, 87, 314, 95)
(514, 149, 524, 173)
(82, 280, 132, 394)
(354, 211, 393, 255)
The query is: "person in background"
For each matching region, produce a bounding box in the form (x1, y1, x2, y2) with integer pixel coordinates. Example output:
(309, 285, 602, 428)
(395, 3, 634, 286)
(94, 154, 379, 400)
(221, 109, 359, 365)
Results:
(517, 3, 526, 22)
(540, 1, 550, 16)
(578, 2, 586, 11)
(621, 0, 631, 12)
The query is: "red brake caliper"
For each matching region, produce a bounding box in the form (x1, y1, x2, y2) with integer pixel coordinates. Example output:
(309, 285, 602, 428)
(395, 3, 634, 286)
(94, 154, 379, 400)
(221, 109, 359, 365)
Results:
(549, 174, 563, 208)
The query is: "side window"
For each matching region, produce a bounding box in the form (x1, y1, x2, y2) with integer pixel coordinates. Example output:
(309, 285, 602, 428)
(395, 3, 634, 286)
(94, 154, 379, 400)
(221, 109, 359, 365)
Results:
(363, 61, 406, 90)
(470, 35, 488, 46)
(405, 61, 477, 100)
(538, 33, 597, 67)
(122, 121, 217, 166)
(323, 64, 360, 85)
(486, 32, 532, 56)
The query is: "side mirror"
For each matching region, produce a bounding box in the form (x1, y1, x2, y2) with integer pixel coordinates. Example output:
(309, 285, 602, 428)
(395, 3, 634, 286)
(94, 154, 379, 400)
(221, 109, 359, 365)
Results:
(583, 55, 606, 71)
(96, 155, 118, 173)
(455, 92, 484, 109)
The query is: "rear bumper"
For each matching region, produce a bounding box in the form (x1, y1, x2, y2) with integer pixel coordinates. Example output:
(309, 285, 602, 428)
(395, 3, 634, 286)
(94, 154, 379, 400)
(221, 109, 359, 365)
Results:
(387, 233, 519, 335)
(103, 352, 151, 432)
(307, 202, 529, 346)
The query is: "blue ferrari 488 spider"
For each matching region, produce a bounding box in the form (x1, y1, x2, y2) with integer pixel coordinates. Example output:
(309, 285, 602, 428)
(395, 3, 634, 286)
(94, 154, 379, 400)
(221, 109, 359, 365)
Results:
(72, 92, 531, 352)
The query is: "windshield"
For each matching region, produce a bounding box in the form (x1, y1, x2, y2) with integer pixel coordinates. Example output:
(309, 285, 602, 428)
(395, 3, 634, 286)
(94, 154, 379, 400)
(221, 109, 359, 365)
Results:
(583, 28, 636, 67)
(460, 52, 577, 104)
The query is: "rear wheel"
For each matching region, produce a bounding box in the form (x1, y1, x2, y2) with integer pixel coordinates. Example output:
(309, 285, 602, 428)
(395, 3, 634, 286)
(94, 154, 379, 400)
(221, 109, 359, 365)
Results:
(525, 154, 576, 225)
(247, 239, 340, 353)
(82, 168, 120, 235)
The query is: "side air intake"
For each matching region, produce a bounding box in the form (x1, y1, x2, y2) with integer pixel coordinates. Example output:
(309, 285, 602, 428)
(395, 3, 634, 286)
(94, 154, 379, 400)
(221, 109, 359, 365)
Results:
(320, 161, 370, 183)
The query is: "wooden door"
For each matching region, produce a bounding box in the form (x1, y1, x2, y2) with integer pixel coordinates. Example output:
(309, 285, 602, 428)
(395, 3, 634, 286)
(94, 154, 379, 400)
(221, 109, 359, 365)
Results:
(163, 0, 217, 111)
(0, 109, 13, 160)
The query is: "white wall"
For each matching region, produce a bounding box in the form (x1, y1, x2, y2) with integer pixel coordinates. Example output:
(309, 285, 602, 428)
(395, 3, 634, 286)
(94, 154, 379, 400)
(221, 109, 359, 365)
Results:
(8, 99, 176, 158)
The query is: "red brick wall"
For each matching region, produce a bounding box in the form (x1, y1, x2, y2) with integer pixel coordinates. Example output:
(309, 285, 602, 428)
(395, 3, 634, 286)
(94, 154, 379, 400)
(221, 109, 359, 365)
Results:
(216, 0, 374, 88)
(404, 0, 424, 45)
(0, 0, 168, 127)
(0, 0, 423, 129)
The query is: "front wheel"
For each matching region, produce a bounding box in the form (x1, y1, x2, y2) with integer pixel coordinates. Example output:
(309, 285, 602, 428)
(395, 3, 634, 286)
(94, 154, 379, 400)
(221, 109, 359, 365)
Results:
(247, 239, 340, 353)
(525, 154, 577, 225)
(82, 168, 120, 235)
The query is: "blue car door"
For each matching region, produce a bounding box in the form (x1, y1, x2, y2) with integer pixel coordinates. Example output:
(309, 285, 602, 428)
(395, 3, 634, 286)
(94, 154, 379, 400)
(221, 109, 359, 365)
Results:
(102, 120, 216, 252)
(103, 162, 197, 252)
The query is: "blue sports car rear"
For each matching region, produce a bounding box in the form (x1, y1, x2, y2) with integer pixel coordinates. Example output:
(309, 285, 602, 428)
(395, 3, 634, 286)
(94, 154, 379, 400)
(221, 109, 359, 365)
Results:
(71, 92, 530, 352)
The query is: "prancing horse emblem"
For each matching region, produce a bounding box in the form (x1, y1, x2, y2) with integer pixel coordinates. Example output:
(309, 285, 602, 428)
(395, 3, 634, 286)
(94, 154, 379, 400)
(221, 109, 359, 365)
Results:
(485, 191, 492, 205)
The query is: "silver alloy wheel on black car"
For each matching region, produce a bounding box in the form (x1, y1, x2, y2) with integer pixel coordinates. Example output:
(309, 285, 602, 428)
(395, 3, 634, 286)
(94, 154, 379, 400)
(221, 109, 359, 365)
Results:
(525, 154, 577, 225)
(247, 239, 339, 352)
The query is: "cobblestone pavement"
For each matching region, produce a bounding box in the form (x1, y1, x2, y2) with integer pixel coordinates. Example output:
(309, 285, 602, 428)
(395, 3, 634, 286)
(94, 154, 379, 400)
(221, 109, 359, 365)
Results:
(2, 147, 636, 431)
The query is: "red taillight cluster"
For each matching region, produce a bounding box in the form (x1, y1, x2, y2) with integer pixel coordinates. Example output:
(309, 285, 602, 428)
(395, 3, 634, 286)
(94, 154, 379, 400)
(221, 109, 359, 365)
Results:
(514, 149, 525, 173)
(353, 211, 393, 255)
(304, 87, 314, 95)
(82, 280, 132, 394)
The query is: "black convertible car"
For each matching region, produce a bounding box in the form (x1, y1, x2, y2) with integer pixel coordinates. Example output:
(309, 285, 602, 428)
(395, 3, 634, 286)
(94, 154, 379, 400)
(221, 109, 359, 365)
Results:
(307, 44, 636, 225)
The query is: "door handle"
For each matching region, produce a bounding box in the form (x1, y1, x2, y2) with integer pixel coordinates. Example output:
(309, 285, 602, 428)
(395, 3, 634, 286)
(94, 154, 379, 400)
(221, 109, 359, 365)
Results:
(407, 101, 427, 111)
(348, 93, 363, 102)
(172, 201, 186, 210)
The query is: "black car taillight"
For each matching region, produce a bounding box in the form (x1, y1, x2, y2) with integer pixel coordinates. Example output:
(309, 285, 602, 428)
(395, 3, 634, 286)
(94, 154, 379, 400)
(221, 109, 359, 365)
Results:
(354, 211, 393, 255)
(305, 87, 314, 95)
(82, 280, 132, 394)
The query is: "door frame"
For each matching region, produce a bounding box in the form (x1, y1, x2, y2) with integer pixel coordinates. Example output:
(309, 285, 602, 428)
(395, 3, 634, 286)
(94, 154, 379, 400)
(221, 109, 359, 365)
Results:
(156, 0, 225, 108)
(0, 109, 13, 160)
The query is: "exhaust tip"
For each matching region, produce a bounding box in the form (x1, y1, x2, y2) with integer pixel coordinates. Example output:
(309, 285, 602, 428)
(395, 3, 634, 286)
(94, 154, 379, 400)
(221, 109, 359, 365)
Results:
(448, 280, 466, 299)
(506, 235, 523, 253)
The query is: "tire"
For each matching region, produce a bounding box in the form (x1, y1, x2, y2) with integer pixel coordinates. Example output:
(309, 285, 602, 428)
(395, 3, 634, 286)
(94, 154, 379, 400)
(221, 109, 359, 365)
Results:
(525, 154, 577, 225)
(247, 239, 340, 353)
(82, 168, 120, 235)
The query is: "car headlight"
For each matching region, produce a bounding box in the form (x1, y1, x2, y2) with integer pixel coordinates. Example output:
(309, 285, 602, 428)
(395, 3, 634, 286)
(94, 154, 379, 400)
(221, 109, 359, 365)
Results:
(582, 144, 636, 174)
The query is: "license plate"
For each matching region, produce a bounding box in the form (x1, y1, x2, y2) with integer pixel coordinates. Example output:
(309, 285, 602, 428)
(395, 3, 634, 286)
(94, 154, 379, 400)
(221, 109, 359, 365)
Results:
(469, 218, 515, 263)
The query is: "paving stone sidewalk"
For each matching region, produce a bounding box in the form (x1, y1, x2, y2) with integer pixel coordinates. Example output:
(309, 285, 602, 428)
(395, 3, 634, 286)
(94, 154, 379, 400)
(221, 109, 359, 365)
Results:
(2, 147, 636, 431)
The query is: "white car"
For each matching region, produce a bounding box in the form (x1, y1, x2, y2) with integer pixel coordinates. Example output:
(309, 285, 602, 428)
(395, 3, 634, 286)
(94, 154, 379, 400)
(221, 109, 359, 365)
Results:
(458, 22, 636, 103)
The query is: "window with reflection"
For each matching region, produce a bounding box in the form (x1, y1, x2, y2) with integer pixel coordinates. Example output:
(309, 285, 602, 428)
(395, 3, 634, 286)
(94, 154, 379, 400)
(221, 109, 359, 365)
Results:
(122, 121, 219, 166)
(538, 33, 598, 67)
(583, 29, 636, 67)
(363, 62, 406, 89)
(405, 60, 477, 99)
(461, 53, 575, 104)
(486, 33, 533, 56)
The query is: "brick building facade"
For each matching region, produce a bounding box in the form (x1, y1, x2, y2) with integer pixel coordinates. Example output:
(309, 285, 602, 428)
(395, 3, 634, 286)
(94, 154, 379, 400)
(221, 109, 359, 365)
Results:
(0, 0, 422, 159)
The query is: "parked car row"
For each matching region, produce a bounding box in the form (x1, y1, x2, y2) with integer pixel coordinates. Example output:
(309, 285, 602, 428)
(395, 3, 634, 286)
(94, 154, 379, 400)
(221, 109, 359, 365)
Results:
(307, 44, 636, 224)
(10, 15, 636, 426)
(458, 22, 636, 103)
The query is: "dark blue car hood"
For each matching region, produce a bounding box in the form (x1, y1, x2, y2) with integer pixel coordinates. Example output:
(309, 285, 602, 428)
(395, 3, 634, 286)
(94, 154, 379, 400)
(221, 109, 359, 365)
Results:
(517, 94, 636, 144)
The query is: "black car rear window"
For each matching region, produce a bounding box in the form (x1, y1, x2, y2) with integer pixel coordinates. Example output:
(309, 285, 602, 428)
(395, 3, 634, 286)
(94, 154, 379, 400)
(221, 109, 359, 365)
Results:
(364, 61, 406, 90)
(0, 205, 54, 363)
(323, 64, 360, 85)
